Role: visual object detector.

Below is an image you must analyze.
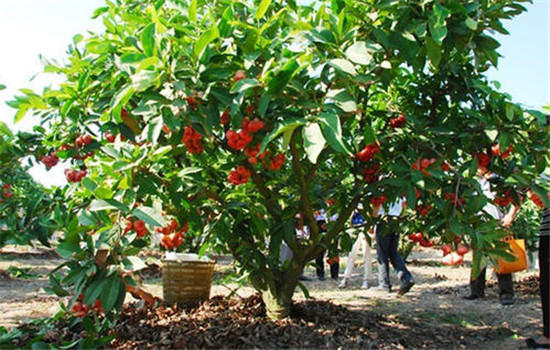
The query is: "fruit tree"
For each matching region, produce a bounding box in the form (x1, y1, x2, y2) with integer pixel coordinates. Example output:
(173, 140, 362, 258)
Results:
(9, 0, 549, 319)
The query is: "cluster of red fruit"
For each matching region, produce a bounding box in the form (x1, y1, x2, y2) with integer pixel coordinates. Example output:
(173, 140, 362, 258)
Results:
(528, 189, 547, 208)
(75, 134, 93, 148)
(2, 184, 13, 200)
(361, 163, 380, 184)
(234, 70, 246, 82)
(226, 117, 264, 151)
(441, 243, 469, 266)
(261, 152, 285, 171)
(356, 142, 380, 162)
(58, 143, 94, 160)
(408, 232, 434, 247)
(476, 152, 491, 168)
(412, 158, 436, 175)
(156, 220, 188, 250)
(185, 95, 199, 110)
(389, 113, 406, 128)
(444, 192, 465, 206)
(64, 169, 87, 183)
(491, 143, 513, 159)
(182, 126, 204, 154)
(104, 131, 125, 143)
(415, 204, 432, 216)
(370, 195, 387, 207)
(228, 166, 252, 185)
(494, 190, 515, 207)
(41, 153, 59, 169)
(221, 111, 230, 125)
(70, 293, 102, 318)
(123, 218, 148, 237)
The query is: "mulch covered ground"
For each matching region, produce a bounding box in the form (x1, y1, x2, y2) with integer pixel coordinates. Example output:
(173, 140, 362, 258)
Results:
(112, 294, 499, 349)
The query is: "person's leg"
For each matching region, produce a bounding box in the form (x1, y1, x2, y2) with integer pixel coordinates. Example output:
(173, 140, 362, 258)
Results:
(540, 235, 549, 339)
(496, 272, 514, 305)
(467, 252, 486, 299)
(330, 260, 339, 279)
(362, 231, 372, 288)
(386, 221, 413, 295)
(340, 234, 361, 287)
(315, 250, 325, 280)
(375, 223, 391, 290)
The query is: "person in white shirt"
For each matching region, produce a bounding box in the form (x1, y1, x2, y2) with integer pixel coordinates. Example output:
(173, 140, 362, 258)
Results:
(372, 197, 414, 295)
(464, 166, 519, 305)
(339, 209, 373, 289)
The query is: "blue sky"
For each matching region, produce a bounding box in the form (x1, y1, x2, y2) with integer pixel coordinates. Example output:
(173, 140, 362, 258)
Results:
(0, 0, 548, 187)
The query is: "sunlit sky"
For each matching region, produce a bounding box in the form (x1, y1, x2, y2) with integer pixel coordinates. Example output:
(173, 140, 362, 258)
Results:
(0, 0, 548, 187)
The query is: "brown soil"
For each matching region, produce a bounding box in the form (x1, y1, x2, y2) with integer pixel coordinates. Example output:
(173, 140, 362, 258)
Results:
(0, 245, 543, 349)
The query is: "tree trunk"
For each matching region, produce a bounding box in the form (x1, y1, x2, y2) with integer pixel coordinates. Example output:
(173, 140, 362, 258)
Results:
(261, 260, 303, 320)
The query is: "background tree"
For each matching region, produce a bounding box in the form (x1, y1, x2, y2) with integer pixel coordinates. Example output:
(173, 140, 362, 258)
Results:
(8, 0, 549, 319)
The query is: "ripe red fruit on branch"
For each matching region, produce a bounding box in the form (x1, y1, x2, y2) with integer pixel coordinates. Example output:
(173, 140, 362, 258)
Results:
(389, 113, 406, 128)
(104, 131, 116, 143)
(419, 238, 435, 247)
(491, 144, 513, 159)
(182, 126, 204, 154)
(244, 144, 261, 164)
(441, 161, 451, 172)
(476, 152, 491, 168)
(70, 302, 89, 318)
(234, 70, 246, 82)
(3, 191, 13, 199)
(357, 143, 380, 162)
(3, 184, 11, 190)
(441, 244, 452, 256)
(228, 166, 251, 185)
(268, 154, 285, 171)
(226, 130, 253, 150)
(369, 195, 387, 207)
(64, 169, 87, 183)
(361, 163, 380, 184)
(221, 110, 230, 125)
(246, 118, 264, 133)
(444, 192, 465, 206)
(415, 204, 432, 216)
(456, 244, 469, 256)
(41, 153, 59, 169)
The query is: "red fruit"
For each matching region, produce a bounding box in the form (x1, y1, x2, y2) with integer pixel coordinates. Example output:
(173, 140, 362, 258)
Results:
(456, 244, 469, 256)
(419, 238, 434, 248)
(389, 114, 406, 128)
(105, 131, 116, 143)
(441, 162, 450, 172)
(221, 110, 230, 125)
(162, 125, 171, 134)
(246, 118, 264, 133)
(83, 134, 93, 145)
(3, 191, 13, 199)
(246, 105, 254, 115)
(3, 184, 11, 190)
(441, 244, 452, 256)
(369, 195, 387, 207)
(527, 189, 546, 208)
(182, 126, 204, 154)
(421, 158, 431, 170)
(169, 219, 179, 231)
(65, 169, 76, 183)
(92, 299, 103, 313)
(121, 109, 128, 117)
(234, 70, 246, 82)
(70, 302, 89, 318)
(133, 220, 146, 232)
(228, 166, 251, 185)
(490, 144, 500, 156)
(412, 232, 424, 242)
(357, 143, 380, 162)
(476, 152, 491, 168)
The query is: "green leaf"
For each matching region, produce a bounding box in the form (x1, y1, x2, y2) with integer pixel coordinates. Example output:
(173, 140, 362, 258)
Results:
(302, 122, 326, 164)
(194, 26, 219, 58)
(425, 36, 442, 69)
(317, 113, 351, 155)
(363, 124, 375, 144)
(141, 23, 156, 56)
(326, 89, 357, 113)
(328, 59, 356, 76)
(100, 273, 124, 312)
(344, 41, 372, 65)
(0, 84, 6, 91)
(189, 0, 197, 22)
(89, 199, 129, 212)
(132, 206, 167, 227)
(465, 17, 478, 31)
(121, 256, 148, 272)
(230, 78, 260, 94)
(297, 281, 310, 299)
(255, 0, 272, 20)
(267, 59, 299, 96)
(260, 118, 306, 153)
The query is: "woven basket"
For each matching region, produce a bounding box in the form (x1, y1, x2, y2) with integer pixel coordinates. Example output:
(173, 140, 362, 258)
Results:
(162, 253, 216, 306)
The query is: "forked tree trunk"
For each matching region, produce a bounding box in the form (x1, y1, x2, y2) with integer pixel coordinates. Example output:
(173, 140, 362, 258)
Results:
(261, 259, 304, 320)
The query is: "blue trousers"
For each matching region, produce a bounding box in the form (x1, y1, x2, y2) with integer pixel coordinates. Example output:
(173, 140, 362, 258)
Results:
(375, 219, 413, 288)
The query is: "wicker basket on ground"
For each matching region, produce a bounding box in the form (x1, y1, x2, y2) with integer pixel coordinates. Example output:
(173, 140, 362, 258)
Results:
(162, 253, 216, 306)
